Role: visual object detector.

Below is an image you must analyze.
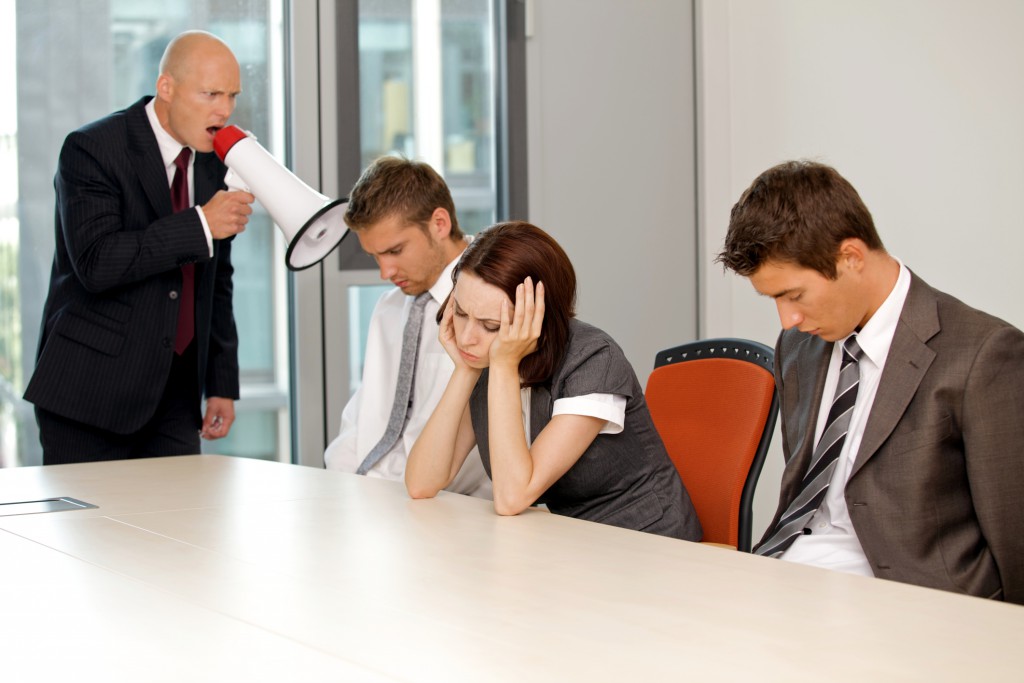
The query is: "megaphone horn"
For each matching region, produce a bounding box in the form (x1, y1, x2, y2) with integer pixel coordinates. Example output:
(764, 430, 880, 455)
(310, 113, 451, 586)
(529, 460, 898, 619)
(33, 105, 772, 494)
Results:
(213, 125, 349, 270)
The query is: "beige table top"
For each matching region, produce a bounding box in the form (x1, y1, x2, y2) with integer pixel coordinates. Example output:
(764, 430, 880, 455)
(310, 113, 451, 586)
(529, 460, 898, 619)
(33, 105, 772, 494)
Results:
(1, 455, 1021, 682)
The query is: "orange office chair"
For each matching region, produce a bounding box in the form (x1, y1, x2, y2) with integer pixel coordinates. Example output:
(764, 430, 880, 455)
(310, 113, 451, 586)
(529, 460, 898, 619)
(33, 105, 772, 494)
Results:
(645, 338, 779, 552)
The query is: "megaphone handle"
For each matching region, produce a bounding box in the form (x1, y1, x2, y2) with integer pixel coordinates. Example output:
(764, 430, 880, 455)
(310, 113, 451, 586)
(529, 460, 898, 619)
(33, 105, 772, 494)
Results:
(224, 168, 250, 193)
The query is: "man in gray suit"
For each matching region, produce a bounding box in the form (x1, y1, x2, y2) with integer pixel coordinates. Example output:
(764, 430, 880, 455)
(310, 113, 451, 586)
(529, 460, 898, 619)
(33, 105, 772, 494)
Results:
(717, 160, 1023, 604)
(25, 31, 254, 464)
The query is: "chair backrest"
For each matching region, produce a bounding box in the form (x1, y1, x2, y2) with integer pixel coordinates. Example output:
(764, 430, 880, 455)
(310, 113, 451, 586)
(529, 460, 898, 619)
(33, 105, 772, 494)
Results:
(645, 338, 779, 551)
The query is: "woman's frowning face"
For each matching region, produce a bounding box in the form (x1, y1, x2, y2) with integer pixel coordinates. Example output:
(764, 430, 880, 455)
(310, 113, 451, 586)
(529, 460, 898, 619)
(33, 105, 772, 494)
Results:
(451, 272, 509, 369)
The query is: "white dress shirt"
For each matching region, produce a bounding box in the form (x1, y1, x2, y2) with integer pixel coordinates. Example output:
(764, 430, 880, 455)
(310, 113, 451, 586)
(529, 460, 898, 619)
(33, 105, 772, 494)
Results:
(782, 260, 911, 576)
(324, 250, 492, 498)
(145, 99, 214, 255)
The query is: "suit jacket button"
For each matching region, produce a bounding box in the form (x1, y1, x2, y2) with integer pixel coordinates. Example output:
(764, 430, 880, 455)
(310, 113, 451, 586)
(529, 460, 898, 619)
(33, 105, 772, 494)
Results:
(162, 337, 171, 349)
(169, 291, 179, 300)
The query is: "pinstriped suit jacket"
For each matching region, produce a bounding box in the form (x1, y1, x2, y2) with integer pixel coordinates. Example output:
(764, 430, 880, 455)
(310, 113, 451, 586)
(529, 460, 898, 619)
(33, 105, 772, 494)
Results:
(24, 97, 239, 434)
(762, 273, 1024, 603)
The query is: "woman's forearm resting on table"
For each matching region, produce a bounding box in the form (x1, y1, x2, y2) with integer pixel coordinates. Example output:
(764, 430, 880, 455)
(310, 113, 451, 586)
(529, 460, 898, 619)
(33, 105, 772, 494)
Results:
(405, 367, 479, 498)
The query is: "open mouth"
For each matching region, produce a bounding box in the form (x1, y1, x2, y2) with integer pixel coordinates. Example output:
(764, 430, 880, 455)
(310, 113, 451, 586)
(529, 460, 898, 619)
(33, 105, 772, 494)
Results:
(207, 126, 223, 138)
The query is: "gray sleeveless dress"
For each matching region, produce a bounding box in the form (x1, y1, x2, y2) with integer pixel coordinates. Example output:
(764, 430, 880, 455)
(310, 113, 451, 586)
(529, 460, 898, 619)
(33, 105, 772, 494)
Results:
(469, 320, 702, 541)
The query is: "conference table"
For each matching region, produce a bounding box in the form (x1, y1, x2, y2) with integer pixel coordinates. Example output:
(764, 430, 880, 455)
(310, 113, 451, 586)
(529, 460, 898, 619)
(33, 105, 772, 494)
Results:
(0, 456, 1021, 682)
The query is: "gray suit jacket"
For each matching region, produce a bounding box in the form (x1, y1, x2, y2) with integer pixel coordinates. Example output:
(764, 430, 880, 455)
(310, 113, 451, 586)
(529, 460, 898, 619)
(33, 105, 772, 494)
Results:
(762, 272, 1024, 603)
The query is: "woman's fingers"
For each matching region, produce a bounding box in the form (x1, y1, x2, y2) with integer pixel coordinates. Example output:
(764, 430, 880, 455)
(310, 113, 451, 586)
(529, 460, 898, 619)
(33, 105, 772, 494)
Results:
(511, 277, 534, 337)
(499, 277, 543, 351)
(501, 297, 511, 329)
(440, 296, 459, 347)
(513, 281, 526, 333)
(531, 281, 545, 339)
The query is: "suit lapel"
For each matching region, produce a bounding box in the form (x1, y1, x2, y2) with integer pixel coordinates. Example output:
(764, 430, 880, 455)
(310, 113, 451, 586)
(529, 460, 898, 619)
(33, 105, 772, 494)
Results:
(126, 95, 225, 212)
(125, 97, 173, 218)
(778, 334, 832, 506)
(850, 273, 940, 478)
(194, 152, 223, 206)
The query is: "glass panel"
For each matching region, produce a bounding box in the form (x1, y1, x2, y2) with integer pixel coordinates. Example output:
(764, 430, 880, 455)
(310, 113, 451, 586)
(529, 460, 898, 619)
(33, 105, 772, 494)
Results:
(7, 1, 288, 466)
(359, 0, 415, 165)
(334, 0, 498, 410)
(358, 0, 496, 234)
(0, 3, 20, 468)
(204, 410, 280, 462)
(347, 285, 392, 397)
(440, 0, 496, 232)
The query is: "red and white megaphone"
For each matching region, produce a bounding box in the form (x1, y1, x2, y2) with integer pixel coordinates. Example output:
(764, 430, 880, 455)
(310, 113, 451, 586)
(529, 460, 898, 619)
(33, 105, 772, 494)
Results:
(213, 125, 349, 270)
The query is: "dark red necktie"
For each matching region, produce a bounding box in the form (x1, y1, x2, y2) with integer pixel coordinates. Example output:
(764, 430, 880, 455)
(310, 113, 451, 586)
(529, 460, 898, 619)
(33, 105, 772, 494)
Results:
(171, 147, 194, 354)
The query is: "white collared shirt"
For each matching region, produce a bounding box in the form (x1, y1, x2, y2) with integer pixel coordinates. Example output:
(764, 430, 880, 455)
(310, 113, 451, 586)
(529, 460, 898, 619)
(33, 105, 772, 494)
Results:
(324, 245, 492, 498)
(144, 99, 214, 255)
(782, 259, 911, 576)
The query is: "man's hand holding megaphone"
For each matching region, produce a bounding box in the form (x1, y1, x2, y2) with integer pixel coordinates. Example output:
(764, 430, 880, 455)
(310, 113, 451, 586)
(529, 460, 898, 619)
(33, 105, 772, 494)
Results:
(213, 125, 350, 269)
(202, 186, 255, 240)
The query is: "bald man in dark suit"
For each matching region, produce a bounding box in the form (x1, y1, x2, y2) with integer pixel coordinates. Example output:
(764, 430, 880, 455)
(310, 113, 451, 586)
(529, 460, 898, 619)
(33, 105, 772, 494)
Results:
(25, 31, 255, 464)
(717, 160, 1024, 604)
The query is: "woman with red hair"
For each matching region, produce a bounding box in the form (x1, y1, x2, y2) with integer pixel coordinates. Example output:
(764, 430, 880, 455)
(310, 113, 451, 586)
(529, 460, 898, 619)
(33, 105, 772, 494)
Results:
(406, 221, 701, 540)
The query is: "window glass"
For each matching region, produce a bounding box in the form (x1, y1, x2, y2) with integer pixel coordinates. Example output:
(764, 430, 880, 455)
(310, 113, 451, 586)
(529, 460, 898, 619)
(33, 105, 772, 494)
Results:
(4, 1, 288, 466)
(347, 285, 392, 396)
(358, 0, 496, 235)
(338, 0, 498, 407)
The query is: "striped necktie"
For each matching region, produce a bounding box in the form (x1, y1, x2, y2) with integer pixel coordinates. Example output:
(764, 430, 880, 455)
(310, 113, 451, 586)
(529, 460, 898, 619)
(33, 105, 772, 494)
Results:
(755, 335, 864, 557)
(356, 292, 432, 475)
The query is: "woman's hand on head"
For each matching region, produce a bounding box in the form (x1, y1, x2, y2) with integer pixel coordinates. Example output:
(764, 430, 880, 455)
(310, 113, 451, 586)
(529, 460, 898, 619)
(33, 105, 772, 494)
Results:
(439, 295, 475, 372)
(490, 277, 545, 370)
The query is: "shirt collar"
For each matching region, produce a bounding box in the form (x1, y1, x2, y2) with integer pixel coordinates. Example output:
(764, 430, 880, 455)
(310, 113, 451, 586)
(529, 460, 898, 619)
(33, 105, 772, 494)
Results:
(145, 98, 194, 171)
(838, 257, 911, 371)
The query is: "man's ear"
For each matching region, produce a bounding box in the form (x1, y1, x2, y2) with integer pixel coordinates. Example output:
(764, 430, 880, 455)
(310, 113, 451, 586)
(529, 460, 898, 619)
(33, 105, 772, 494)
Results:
(837, 237, 867, 274)
(156, 74, 174, 103)
(430, 207, 452, 240)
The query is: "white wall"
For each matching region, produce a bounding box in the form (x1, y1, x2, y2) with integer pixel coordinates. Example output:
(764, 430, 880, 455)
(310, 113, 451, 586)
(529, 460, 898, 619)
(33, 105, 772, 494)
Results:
(525, 0, 698, 377)
(697, 0, 1024, 538)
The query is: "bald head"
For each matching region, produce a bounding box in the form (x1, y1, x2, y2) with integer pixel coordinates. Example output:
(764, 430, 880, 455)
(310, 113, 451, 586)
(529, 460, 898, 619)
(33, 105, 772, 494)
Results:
(154, 31, 241, 153)
(159, 30, 236, 81)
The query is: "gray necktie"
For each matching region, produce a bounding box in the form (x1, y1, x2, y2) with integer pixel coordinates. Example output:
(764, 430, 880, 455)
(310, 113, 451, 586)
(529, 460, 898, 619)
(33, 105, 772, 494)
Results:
(356, 292, 432, 475)
(755, 335, 864, 557)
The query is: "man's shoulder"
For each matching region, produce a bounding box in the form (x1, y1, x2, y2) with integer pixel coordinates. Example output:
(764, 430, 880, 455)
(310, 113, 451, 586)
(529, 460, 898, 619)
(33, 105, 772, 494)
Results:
(907, 273, 1023, 343)
(64, 97, 151, 156)
(933, 286, 1017, 331)
(74, 97, 149, 136)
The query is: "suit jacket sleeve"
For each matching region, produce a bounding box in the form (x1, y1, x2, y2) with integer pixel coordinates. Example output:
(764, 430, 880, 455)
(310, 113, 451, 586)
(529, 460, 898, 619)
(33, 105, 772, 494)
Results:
(204, 233, 239, 399)
(56, 129, 211, 293)
(960, 323, 1024, 603)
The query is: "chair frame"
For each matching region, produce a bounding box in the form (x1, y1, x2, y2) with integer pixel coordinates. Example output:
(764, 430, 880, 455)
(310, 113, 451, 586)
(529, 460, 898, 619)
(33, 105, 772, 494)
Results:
(653, 338, 779, 552)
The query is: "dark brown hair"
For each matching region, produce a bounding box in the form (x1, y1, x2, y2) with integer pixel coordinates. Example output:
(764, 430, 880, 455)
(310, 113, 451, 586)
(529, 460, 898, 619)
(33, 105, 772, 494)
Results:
(452, 221, 577, 387)
(344, 156, 463, 239)
(716, 160, 884, 279)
